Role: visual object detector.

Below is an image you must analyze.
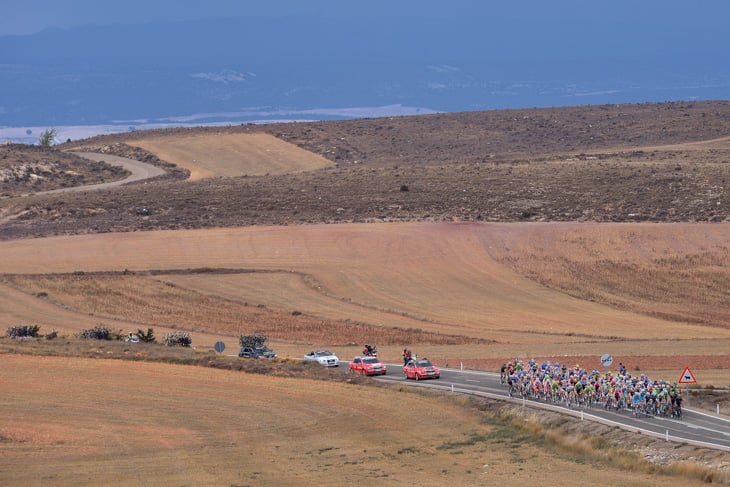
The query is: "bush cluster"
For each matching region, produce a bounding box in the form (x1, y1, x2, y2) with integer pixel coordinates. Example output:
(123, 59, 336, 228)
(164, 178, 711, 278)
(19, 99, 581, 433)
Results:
(239, 333, 268, 348)
(163, 331, 192, 347)
(7, 324, 41, 338)
(80, 325, 119, 340)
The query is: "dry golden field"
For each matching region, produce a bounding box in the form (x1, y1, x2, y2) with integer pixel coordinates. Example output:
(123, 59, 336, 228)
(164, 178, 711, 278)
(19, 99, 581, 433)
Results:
(1, 354, 724, 487)
(126, 132, 333, 180)
(1, 220, 729, 386)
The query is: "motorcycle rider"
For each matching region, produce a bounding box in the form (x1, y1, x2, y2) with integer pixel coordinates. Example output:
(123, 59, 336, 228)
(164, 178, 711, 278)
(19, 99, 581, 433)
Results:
(402, 348, 412, 365)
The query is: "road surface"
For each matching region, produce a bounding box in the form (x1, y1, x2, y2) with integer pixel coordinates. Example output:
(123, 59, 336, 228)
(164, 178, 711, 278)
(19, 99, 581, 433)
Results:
(41, 152, 167, 194)
(366, 363, 730, 452)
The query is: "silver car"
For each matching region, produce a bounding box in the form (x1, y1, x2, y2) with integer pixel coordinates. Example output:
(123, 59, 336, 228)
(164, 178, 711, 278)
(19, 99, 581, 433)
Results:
(304, 350, 339, 367)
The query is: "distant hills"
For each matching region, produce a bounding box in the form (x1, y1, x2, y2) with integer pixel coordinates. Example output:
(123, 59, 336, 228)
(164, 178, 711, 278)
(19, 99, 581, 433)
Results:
(1, 14, 728, 130)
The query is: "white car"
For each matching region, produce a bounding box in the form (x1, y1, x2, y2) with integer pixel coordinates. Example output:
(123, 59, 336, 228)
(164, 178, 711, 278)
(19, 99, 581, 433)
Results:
(304, 350, 339, 367)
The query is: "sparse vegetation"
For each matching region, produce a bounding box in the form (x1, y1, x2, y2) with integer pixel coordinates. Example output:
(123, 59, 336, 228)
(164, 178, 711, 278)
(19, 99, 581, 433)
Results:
(1, 101, 726, 240)
(38, 128, 56, 147)
(6, 324, 40, 338)
(480, 402, 730, 485)
(0, 143, 130, 196)
(163, 331, 192, 347)
(80, 325, 119, 340)
(136, 327, 156, 343)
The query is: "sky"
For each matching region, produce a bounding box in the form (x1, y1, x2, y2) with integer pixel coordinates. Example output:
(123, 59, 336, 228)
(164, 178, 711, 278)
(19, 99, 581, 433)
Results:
(3, 0, 729, 36)
(1, 0, 728, 139)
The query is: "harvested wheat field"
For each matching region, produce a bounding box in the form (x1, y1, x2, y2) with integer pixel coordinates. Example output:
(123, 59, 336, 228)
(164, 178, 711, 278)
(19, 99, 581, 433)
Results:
(126, 132, 333, 180)
(1, 220, 728, 384)
(0, 354, 716, 487)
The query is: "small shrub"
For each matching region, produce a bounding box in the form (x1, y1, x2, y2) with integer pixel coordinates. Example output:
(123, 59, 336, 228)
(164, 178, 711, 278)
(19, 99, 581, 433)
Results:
(136, 328, 156, 343)
(400, 184, 409, 192)
(164, 331, 192, 347)
(80, 325, 115, 340)
(45, 329, 58, 340)
(38, 128, 56, 147)
(7, 324, 40, 338)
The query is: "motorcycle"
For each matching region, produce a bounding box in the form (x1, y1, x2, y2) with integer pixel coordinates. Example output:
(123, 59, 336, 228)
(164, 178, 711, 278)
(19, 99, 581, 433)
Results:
(362, 344, 378, 357)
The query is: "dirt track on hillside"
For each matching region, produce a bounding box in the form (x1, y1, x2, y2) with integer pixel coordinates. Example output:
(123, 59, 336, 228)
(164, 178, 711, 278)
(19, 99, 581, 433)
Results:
(64, 152, 166, 188)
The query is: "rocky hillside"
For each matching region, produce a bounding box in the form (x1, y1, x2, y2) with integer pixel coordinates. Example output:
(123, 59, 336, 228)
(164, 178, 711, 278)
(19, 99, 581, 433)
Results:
(0, 101, 728, 239)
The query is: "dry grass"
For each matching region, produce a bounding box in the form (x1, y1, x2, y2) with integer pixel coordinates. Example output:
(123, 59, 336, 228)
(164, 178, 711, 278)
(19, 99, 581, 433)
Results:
(485, 223, 730, 328)
(490, 405, 730, 485)
(0, 350, 723, 487)
(0, 336, 351, 381)
(1, 222, 728, 342)
(5, 273, 476, 347)
(1, 221, 729, 389)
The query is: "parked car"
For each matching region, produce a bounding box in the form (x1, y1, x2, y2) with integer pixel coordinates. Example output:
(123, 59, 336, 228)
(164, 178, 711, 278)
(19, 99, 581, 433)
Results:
(349, 356, 387, 376)
(239, 346, 277, 359)
(304, 350, 339, 367)
(403, 358, 440, 380)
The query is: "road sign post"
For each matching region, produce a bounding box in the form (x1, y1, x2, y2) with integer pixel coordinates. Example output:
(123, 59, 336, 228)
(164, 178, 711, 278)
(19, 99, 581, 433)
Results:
(678, 366, 696, 408)
(600, 353, 613, 375)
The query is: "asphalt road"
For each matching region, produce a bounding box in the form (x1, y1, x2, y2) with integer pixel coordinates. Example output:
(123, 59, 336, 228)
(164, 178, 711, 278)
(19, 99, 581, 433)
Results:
(364, 363, 730, 452)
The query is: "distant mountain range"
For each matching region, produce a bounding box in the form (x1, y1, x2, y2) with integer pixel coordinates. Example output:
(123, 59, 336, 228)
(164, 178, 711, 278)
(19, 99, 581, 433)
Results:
(1, 14, 729, 141)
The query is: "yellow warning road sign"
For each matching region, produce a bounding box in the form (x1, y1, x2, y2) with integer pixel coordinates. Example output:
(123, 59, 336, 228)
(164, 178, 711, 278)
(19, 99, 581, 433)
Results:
(678, 366, 697, 384)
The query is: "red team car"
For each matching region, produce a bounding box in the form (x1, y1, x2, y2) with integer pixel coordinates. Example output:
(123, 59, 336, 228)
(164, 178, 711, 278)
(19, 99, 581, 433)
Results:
(403, 358, 440, 380)
(349, 356, 387, 376)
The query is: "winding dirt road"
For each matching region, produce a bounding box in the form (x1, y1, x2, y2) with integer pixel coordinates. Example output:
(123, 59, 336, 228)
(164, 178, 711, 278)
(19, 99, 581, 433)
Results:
(0, 152, 167, 225)
(56, 152, 167, 192)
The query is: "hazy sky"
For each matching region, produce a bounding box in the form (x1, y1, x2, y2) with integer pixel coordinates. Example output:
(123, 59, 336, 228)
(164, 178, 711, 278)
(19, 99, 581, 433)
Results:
(4, 0, 728, 36)
(1, 0, 729, 133)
